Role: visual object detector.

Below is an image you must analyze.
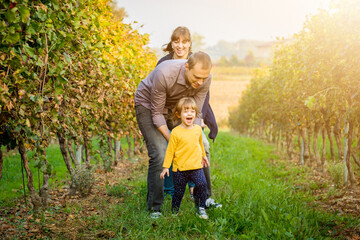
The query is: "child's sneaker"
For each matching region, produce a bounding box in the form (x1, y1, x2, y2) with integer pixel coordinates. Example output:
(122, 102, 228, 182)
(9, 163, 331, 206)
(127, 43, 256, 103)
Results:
(196, 207, 208, 220)
(172, 208, 179, 217)
(205, 198, 222, 209)
(150, 211, 162, 219)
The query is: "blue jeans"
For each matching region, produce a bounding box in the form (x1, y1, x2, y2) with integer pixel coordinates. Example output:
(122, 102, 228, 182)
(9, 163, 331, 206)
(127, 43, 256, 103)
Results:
(135, 104, 167, 211)
(164, 164, 174, 196)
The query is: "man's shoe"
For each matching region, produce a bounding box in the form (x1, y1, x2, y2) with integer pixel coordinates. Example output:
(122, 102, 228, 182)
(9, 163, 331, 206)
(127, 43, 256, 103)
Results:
(150, 211, 162, 219)
(196, 207, 208, 219)
(205, 198, 222, 209)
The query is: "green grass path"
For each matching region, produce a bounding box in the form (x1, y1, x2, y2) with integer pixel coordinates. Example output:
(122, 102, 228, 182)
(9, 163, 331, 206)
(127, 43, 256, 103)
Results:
(102, 131, 358, 239)
(1, 131, 359, 239)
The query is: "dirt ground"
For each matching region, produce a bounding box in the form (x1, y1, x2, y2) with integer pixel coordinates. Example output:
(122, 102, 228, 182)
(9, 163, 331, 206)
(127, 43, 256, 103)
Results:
(0, 160, 145, 239)
(270, 156, 360, 239)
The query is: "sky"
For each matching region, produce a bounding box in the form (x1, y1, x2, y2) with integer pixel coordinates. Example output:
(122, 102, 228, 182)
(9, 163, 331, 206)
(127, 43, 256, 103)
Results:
(117, 0, 332, 48)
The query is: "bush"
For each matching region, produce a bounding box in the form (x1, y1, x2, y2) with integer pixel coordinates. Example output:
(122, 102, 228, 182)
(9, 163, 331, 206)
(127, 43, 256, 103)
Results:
(73, 166, 95, 197)
(326, 161, 344, 188)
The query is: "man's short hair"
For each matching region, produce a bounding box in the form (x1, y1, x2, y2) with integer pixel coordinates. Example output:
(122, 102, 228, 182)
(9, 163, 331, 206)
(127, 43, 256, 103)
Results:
(187, 51, 212, 70)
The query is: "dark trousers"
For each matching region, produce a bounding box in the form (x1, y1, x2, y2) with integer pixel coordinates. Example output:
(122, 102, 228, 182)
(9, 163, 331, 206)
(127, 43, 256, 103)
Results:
(135, 104, 167, 211)
(172, 169, 207, 212)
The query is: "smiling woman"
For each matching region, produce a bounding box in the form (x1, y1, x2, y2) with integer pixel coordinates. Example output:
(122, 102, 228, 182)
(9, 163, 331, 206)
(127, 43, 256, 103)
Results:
(157, 26, 192, 64)
(163, 27, 191, 59)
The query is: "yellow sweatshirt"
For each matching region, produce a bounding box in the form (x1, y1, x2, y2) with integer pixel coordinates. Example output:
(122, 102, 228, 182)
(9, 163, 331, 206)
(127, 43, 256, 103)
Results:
(163, 125, 206, 171)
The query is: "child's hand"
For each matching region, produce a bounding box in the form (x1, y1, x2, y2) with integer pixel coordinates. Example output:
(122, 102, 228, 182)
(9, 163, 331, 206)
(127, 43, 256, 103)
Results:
(202, 156, 210, 168)
(160, 168, 169, 179)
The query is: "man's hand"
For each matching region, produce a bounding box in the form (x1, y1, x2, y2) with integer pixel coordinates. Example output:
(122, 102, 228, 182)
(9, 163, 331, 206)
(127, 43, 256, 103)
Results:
(160, 168, 169, 179)
(157, 125, 170, 142)
(202, 156, 210, 168)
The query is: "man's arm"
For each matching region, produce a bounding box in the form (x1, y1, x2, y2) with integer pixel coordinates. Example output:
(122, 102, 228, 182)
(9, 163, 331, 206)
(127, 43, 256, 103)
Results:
(149, 69, 172, 141)
(157, 125, 171, 142)
(150, 69, 168, 129)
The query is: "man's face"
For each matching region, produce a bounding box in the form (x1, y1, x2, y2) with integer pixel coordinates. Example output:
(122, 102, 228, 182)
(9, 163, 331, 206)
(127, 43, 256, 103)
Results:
(185, 63, 211, 89)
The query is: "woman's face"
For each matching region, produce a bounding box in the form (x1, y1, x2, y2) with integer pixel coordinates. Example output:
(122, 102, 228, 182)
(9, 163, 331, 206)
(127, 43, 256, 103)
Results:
(171, 36, 191, 59)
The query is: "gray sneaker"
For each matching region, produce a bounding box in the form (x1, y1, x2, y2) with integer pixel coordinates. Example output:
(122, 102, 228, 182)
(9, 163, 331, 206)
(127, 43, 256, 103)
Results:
(150, 211, 162, 219)
(197, 207, 208, 220)
(205, 198, 222, 209)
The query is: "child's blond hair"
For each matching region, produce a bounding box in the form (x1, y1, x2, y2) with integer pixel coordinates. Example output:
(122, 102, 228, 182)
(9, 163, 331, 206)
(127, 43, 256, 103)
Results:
(172, 97, 198, 122)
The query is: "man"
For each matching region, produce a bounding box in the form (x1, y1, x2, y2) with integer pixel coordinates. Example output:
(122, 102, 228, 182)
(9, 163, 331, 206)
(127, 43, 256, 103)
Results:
(135, 52, 220, 219)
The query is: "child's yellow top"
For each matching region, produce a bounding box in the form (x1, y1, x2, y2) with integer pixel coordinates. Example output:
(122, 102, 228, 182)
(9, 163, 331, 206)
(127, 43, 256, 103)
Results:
(163, 125, 206, 171)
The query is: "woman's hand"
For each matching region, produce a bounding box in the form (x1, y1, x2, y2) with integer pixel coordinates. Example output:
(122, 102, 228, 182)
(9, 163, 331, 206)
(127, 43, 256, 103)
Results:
(160, 168, 169, 179)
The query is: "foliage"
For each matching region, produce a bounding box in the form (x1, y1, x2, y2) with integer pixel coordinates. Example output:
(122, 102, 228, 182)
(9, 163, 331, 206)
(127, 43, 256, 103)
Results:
(229, 0, 360, 186)
(216, 52, 258, 67)
(0, 136, 137, 202)
(109, 0, 127, 22)
(0, 0, 156, 209)
(191, 32, 206, 52)
(326, 161, 344, 188)
(244, 50, 255, 66)
(72, 165, 95, 197)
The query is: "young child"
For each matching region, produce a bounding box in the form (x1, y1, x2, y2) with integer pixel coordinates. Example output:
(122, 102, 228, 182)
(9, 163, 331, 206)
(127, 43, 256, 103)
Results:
(160, 97, 210, 219)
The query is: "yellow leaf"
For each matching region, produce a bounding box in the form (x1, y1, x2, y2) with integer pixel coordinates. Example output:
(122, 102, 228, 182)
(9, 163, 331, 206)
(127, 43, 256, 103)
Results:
(25, 119, 31, 127)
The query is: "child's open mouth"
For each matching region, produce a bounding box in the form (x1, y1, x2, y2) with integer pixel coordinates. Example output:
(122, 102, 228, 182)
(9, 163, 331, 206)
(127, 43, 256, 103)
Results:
(186, 117, 193, 123)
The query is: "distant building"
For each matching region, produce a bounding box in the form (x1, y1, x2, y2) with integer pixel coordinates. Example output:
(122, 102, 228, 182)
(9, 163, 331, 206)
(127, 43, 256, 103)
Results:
(256, 38, 293, 60)
(256, 42, 275, 60)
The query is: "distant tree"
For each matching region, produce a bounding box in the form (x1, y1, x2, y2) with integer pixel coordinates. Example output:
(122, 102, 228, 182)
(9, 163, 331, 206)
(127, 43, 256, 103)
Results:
(244, 50, 256, 66)
(217, 56, 229, 66)
(109, 1, 128, 22)
(192, 32, 206, 52)
(229, 54, 240, 66)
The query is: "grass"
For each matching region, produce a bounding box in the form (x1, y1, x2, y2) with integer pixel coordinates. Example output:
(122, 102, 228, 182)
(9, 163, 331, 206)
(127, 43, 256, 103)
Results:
(0, 145, 68, 204)
(1, 131, 359, 239)
(0, 136, 136, 204)
(73, 131, 359, 239)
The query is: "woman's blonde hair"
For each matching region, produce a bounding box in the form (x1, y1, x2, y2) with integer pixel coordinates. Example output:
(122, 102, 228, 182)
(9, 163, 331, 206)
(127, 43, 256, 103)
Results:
(172, 97, 198, 122)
